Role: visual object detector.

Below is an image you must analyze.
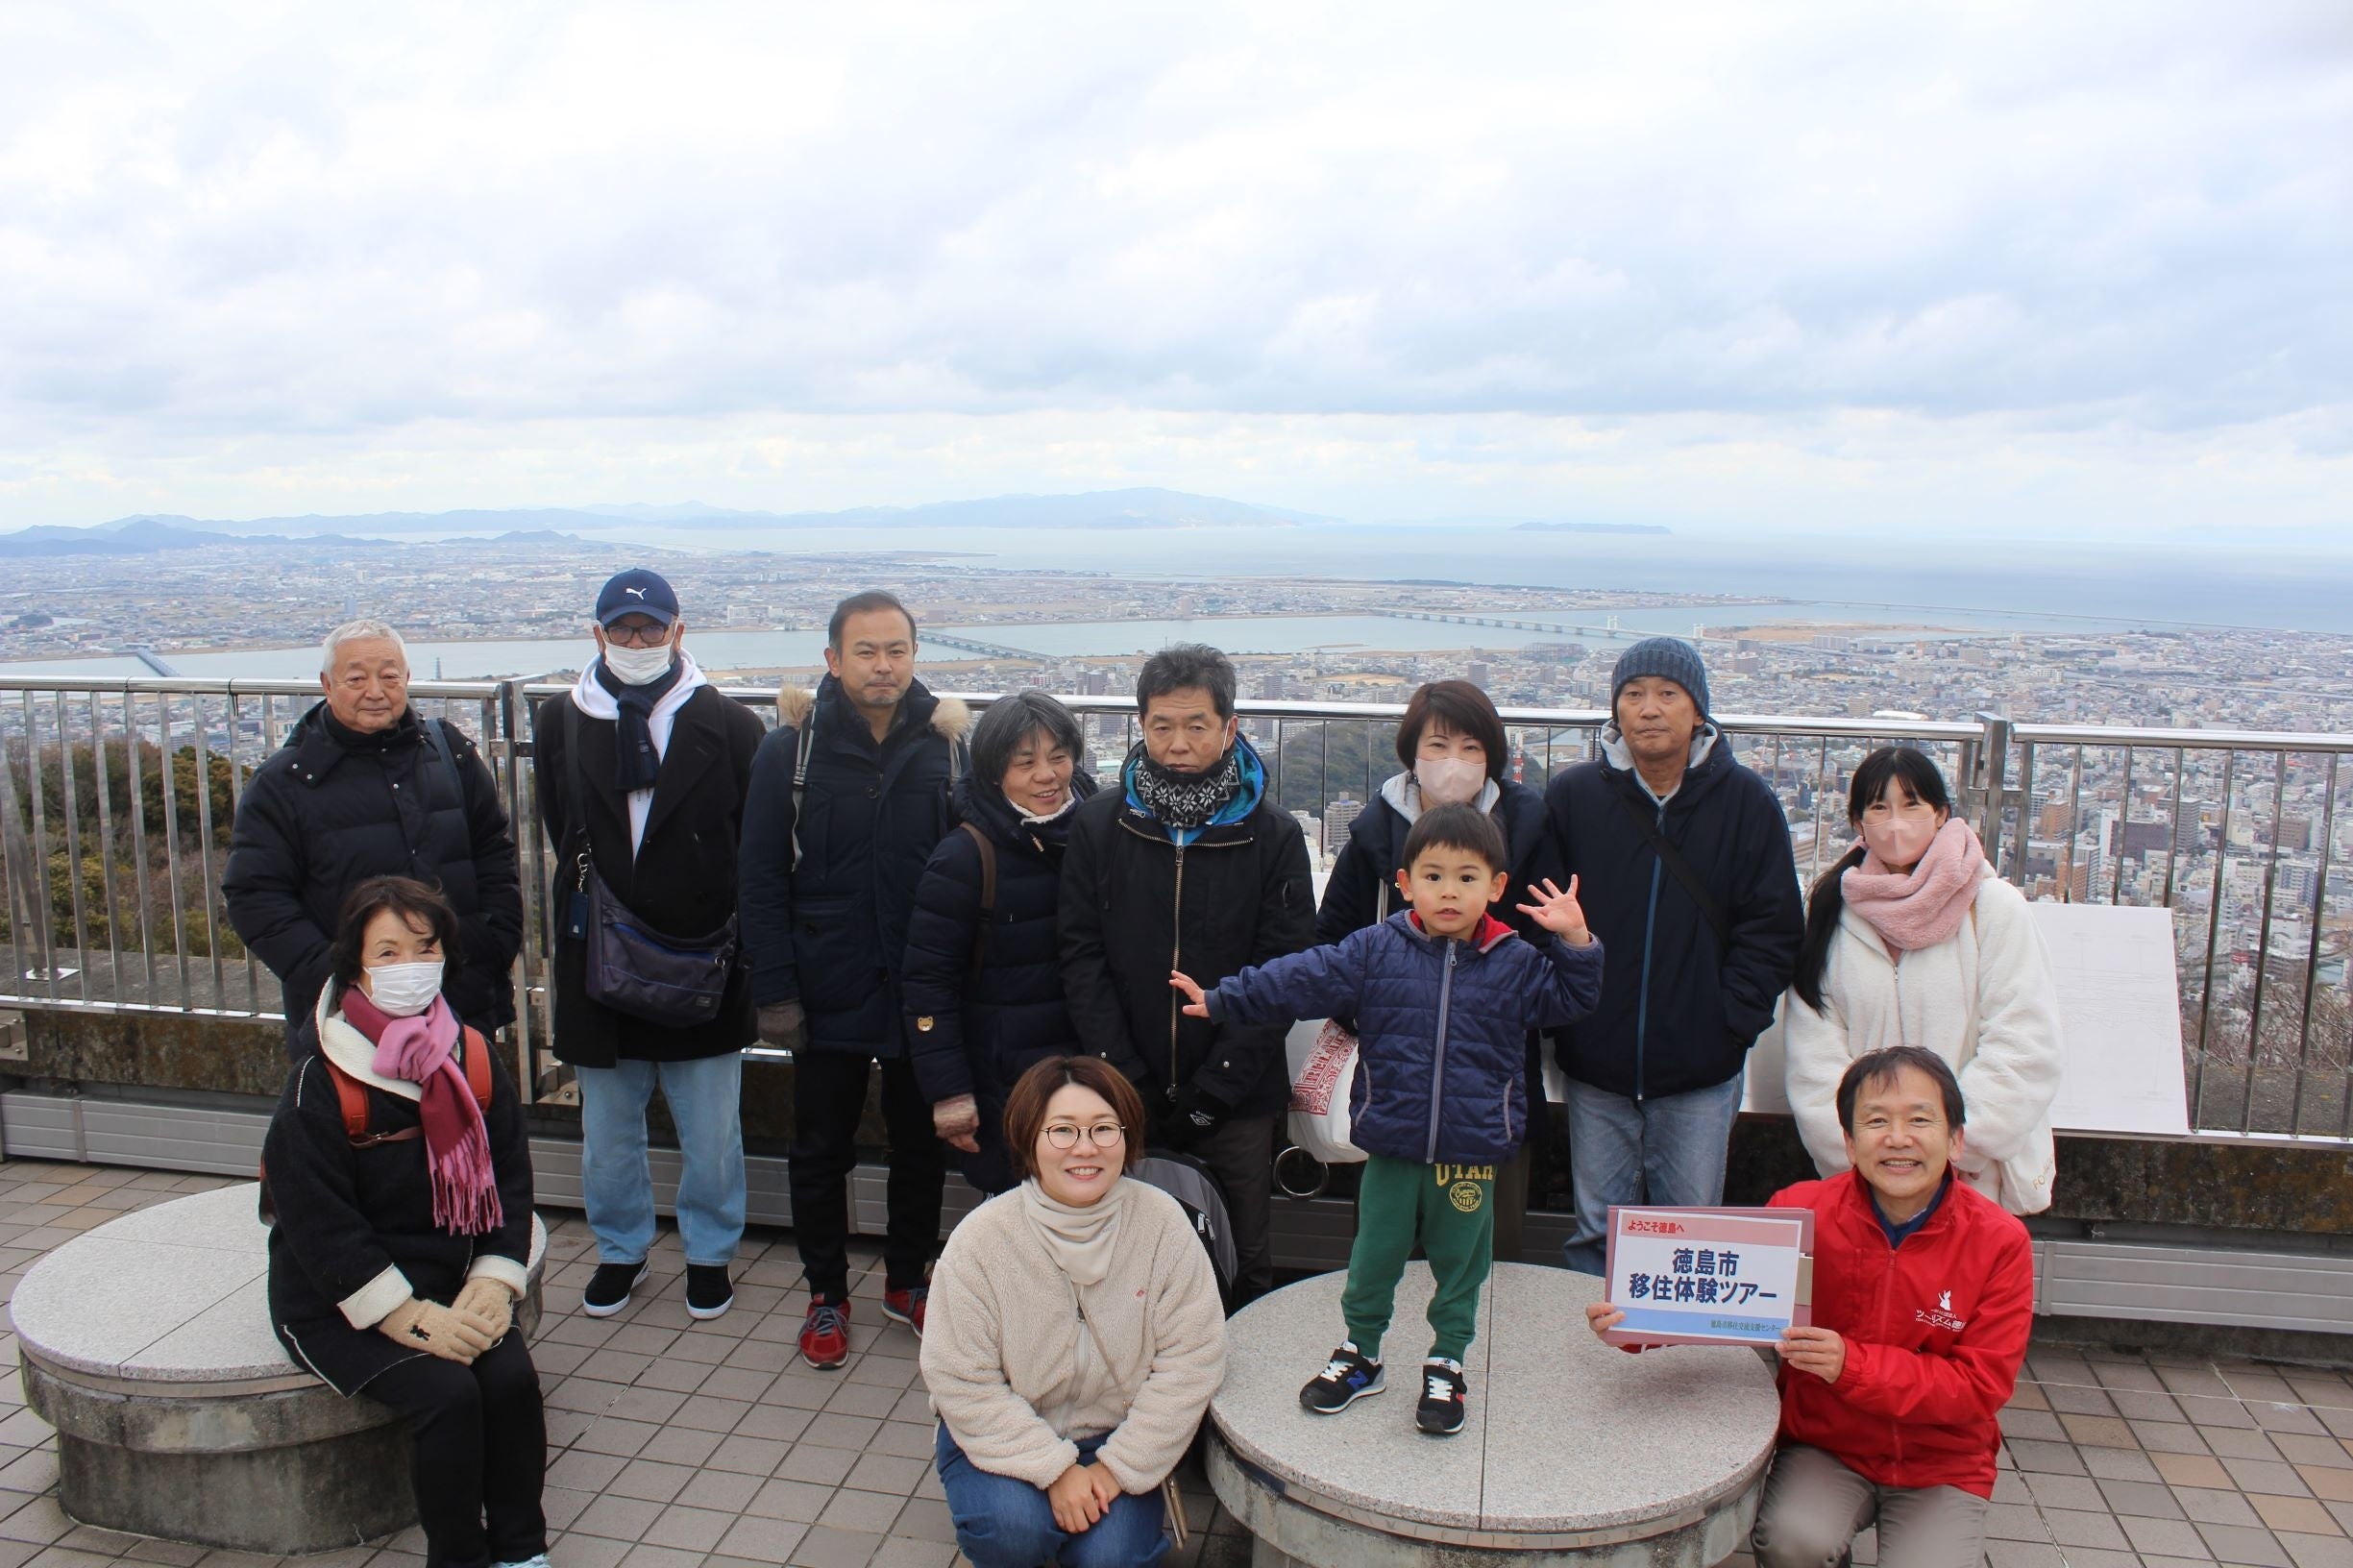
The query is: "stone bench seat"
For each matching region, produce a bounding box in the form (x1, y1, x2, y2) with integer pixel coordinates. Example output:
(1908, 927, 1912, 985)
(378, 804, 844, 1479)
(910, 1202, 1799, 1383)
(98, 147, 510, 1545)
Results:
(9, 1182, 546, 1554)
(1207, 1262, 1782, 1566)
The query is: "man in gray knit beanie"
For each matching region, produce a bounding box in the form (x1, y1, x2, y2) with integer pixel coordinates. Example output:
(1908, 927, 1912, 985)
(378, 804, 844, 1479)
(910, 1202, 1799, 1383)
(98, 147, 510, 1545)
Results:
(1543, 635, 1803, 1274)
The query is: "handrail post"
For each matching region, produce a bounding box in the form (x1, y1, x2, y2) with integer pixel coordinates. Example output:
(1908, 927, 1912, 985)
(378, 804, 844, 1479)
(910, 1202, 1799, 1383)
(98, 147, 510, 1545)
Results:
(1969, 712, 2013, 877)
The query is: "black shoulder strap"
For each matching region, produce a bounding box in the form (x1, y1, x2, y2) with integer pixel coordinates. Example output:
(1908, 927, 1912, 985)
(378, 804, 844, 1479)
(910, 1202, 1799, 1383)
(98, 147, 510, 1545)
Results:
(959, 821, 994, 978)
(424, 718, 466, 808)
(1613, 789, 1731, 948)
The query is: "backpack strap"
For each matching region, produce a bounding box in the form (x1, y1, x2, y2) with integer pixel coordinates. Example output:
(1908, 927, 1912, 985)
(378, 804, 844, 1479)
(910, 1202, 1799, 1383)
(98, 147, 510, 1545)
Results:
(789, 723, 812, 872)
(460, 1026, 493, 1109)
(330, 1059, 372, 1142)
(323, 1027, 496, 1147)
(958, 821, 995, 978)
(423, 718, 468, 811)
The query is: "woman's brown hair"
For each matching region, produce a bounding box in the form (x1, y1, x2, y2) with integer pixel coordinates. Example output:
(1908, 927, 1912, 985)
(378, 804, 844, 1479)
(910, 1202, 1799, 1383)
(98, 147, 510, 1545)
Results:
(1395, 679, 1509, 782)
(1001, 1056, 1149, 1180)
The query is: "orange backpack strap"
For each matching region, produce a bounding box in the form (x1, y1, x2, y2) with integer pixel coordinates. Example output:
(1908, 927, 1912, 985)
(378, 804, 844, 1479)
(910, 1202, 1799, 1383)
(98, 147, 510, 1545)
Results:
(326, 1058, 373, 1142)
(460, 1027, 494, 1109)
(323, 1031, 493, 1147)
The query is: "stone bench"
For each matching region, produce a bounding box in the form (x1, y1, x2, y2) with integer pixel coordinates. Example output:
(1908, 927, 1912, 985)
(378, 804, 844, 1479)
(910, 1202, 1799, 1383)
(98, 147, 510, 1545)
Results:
(1207, 1262, 1781, 1566)
(9, 1183, 547, 1554)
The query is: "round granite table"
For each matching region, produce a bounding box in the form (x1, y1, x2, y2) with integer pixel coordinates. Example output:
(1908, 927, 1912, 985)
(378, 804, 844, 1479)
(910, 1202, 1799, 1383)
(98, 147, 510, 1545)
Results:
(11, 1182, 547, 1553)
(1207, 1262, 1782, 1566)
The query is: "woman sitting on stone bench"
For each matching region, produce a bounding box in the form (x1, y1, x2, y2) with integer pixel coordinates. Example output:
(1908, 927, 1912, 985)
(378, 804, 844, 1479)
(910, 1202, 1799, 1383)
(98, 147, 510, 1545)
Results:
(261, 875, 547, 1568)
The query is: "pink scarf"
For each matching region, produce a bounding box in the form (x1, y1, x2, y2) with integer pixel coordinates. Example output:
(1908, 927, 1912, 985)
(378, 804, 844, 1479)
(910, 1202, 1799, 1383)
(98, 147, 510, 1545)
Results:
(341, 990, 504, 1237)
(1840, 818, 1985, 952)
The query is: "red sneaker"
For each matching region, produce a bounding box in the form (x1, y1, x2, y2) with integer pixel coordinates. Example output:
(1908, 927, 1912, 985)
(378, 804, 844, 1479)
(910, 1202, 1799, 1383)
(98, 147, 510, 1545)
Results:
(883, 1286, 928, 1336)
(799, 1296, 851, 1369)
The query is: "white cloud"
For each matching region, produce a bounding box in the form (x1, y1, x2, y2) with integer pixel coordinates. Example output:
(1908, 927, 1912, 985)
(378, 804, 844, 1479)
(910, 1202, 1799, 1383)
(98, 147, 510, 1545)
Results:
(0, 0, 2346, 534)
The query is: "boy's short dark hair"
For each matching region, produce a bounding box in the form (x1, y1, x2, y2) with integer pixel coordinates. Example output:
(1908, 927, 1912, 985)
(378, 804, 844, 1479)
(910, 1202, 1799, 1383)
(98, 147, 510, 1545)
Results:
(329, 875, 460, 993)
(1400, 802, 1507, 873)
(1396, 680, 1509, 783)
(1136, 644, 1236, 719)
(828, 591, 917, 650)
(1836, 1045, 1966, 1135)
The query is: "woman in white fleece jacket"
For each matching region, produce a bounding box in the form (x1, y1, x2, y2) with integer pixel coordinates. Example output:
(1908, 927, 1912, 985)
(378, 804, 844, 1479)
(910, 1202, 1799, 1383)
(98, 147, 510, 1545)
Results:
(920, 1055, 1227, 1568)
(1783, 747, 2065, 1214)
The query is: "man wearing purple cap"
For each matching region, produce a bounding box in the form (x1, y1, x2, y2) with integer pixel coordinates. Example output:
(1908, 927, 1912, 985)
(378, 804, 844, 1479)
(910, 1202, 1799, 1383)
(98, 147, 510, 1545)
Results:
(1545, 636, 1803, 1273)
(532, 570, 767, 1320)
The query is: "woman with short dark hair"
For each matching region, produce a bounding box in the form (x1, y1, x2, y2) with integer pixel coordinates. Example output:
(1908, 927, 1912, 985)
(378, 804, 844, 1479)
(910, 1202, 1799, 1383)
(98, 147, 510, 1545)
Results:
(262, 875, 546, 1568)
(920, 1056, 1227, 1568)
(1783, 747, 2064, 1214)
(901, 691, 1098, 1193)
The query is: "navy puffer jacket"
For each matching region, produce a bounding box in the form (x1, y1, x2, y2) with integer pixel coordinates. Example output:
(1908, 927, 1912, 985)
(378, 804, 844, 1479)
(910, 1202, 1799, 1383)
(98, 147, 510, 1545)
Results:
(1203, 913, 1605, 1164)
(900, 769, 1097, 1191)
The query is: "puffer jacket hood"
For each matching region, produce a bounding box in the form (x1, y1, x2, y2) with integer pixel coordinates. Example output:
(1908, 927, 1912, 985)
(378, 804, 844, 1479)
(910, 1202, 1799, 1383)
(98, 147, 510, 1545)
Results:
(1205, 911, 1604, 1164)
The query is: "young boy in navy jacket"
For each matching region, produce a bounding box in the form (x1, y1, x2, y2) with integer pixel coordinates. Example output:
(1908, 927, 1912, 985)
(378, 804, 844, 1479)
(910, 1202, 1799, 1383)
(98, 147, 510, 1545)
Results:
(1171, 803, 1604, 1434)
(1586, 1046, 2033, 1566)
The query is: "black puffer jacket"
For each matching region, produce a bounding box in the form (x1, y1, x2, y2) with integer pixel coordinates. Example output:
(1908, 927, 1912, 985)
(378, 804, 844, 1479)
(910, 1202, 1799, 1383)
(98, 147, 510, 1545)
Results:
(1058, 740, 1316, 1125)
(738, 675, 969, 1056)
(225, 703, 523, 1049)
(533, 679, 769, 1067)
(900, 770, 1098, 1191)
(1317, 774, 1562, 944)
(1544, 727, 1805, 1100)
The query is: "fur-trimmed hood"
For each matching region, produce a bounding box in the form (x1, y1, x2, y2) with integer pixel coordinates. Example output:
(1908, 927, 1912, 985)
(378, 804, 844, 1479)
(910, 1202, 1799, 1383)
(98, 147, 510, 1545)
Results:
(776, 676, 969, 743)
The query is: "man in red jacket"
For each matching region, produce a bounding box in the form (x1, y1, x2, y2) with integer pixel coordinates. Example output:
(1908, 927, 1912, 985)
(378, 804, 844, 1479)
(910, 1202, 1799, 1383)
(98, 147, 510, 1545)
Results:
(1589, 1045, 2034, 1568)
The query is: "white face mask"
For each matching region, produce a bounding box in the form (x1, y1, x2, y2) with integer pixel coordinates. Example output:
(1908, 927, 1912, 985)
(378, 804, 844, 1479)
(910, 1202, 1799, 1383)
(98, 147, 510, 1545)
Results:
(601, 638, 676, 686)
(1414, 755, 1486, 808)
(364, 960, 444, 1018)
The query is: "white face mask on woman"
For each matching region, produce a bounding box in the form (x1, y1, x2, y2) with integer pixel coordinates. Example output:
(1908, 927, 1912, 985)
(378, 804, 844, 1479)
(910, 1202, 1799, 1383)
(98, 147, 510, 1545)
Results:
(1414, 755, 1486, 808)
(602, 641, 676, 686)
(364, 961, 444, 1018)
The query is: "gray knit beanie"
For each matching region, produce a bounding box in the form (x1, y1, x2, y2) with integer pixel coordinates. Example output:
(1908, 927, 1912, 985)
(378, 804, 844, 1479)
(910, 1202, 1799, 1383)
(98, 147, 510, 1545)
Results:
(1610, 636, 1710, 718)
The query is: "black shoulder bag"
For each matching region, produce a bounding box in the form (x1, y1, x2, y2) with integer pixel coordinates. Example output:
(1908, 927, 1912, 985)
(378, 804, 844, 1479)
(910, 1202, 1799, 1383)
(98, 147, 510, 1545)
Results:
(1612, 790, 1732, 949)
(561, 700, 739, 1029)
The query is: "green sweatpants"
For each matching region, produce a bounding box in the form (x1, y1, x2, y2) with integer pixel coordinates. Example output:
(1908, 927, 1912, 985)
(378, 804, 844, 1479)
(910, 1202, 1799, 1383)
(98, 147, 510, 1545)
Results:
(1339, 1154, 1496, 1363)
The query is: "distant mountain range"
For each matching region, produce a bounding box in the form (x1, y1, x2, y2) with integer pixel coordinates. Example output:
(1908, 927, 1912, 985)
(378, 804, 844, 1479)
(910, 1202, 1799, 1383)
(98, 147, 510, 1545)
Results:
(0, 488, 1339, 555)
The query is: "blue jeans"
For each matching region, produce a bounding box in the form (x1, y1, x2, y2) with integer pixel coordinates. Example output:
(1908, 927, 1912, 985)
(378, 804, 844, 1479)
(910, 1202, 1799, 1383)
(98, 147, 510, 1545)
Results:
(1561, 1067, 1745, 1275)
(936, 1424, 1167, 1568)
(576, 1051, 747, 1267)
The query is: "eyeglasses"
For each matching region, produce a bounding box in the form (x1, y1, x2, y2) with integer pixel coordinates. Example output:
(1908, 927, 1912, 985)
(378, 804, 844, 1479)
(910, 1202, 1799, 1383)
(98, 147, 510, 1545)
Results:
(1859, 800, 1939, 824)
(604, 621, 673, 648)
(1042, 1122, 1125, 1150)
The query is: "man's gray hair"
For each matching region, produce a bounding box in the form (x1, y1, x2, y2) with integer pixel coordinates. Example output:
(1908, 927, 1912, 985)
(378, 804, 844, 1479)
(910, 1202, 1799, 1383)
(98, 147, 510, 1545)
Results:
(320, 619, 409, 675)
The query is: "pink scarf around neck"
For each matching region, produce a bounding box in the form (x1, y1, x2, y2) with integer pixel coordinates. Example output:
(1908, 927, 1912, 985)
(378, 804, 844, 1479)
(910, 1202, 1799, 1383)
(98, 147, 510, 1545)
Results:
(1840, 818, 1985, 952)
(341, 991, 504, 1237)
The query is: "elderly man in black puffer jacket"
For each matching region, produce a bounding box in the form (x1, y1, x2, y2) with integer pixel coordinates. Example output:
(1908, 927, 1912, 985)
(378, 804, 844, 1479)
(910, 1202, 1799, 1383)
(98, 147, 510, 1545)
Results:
(225, 619, 523, 1055)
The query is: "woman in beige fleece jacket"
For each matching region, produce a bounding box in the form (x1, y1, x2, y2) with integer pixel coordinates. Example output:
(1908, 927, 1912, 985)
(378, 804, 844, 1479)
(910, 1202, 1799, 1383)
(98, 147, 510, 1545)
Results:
(920, 1056, 1228, 1568)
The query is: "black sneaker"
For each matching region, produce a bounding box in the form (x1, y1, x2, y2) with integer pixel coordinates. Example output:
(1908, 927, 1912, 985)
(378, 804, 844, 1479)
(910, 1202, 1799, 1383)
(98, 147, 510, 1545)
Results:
(581, 1260, 650, 1318)
(1416, 1358, 1467, 1435)
(1299, 1343, 1385, 1414)
(685, 1264, 734, 1320)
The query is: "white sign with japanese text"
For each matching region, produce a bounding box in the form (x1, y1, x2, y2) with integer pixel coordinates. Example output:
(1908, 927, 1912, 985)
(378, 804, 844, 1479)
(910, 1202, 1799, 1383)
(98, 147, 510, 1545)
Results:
(1603, 1206, 1814, 1348)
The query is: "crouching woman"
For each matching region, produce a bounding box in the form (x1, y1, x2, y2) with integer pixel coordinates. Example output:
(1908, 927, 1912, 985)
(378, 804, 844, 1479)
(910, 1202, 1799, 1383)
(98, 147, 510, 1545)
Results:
(919, 1056, 1228, 1568)
(262, 875, 546, 1568)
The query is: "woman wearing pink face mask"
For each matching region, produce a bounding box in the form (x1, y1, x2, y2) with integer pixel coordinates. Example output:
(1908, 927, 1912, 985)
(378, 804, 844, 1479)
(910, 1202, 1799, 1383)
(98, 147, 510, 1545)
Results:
(1315, 679, 1564, 1254)
(1783, 747, 2064, 1214)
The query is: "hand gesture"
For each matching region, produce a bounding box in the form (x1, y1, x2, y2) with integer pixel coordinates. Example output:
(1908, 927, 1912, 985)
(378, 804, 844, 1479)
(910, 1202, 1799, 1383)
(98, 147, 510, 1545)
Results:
(1777, 1325, 1847, 1384)
(1169, 969, 1209, 1018)
(1048, 1460, 1108, 1533)
(1515, 876, 1591, 946)
(933, 1094, 982, 1155)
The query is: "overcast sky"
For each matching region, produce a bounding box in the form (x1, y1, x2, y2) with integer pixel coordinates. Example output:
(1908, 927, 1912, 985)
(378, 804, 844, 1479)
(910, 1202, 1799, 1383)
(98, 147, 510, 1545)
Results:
(3, 2, 2348, 541)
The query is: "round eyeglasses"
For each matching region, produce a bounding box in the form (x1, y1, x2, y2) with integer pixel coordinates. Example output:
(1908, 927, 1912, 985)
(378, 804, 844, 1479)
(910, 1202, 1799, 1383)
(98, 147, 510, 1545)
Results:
(1042, 1122, 1126, 1150)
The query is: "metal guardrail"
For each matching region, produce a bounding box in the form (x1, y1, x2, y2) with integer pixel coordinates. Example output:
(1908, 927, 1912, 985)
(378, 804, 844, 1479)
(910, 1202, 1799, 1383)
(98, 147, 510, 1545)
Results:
(0, 675, 2345, 1139)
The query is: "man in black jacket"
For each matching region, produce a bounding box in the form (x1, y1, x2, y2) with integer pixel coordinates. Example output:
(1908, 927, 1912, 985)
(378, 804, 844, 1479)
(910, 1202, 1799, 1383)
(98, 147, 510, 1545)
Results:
(1545, 637, 1803, 1273)
(225, 619, 523, 1053)
(739, 591, 968, 1368)
(1060, 643, 1315, 1303)
(534, 570, 769, 1322)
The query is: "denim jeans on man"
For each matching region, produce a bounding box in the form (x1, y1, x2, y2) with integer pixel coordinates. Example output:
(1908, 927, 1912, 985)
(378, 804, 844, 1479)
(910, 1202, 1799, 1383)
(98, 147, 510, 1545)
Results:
(935, 1424, 1167, 1568)
(576, 1051, 747, 1266)
(1560, 1067, 1744, 1275)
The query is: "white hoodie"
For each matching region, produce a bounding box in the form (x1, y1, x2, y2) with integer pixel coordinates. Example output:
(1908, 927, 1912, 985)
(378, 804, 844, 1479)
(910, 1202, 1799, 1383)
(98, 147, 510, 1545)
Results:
(1782, 863, 2065, 1214)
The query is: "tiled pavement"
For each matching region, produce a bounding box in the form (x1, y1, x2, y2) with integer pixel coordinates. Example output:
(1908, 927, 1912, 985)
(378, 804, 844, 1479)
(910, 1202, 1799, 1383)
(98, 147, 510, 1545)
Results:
(3, 1158, 2353, 1568)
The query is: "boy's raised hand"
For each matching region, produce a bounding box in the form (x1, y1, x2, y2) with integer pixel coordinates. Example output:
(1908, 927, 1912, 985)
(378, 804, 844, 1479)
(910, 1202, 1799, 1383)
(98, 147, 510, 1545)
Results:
(1516, 875, 1592, 946)
(1169, 969, 1210, 1018)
